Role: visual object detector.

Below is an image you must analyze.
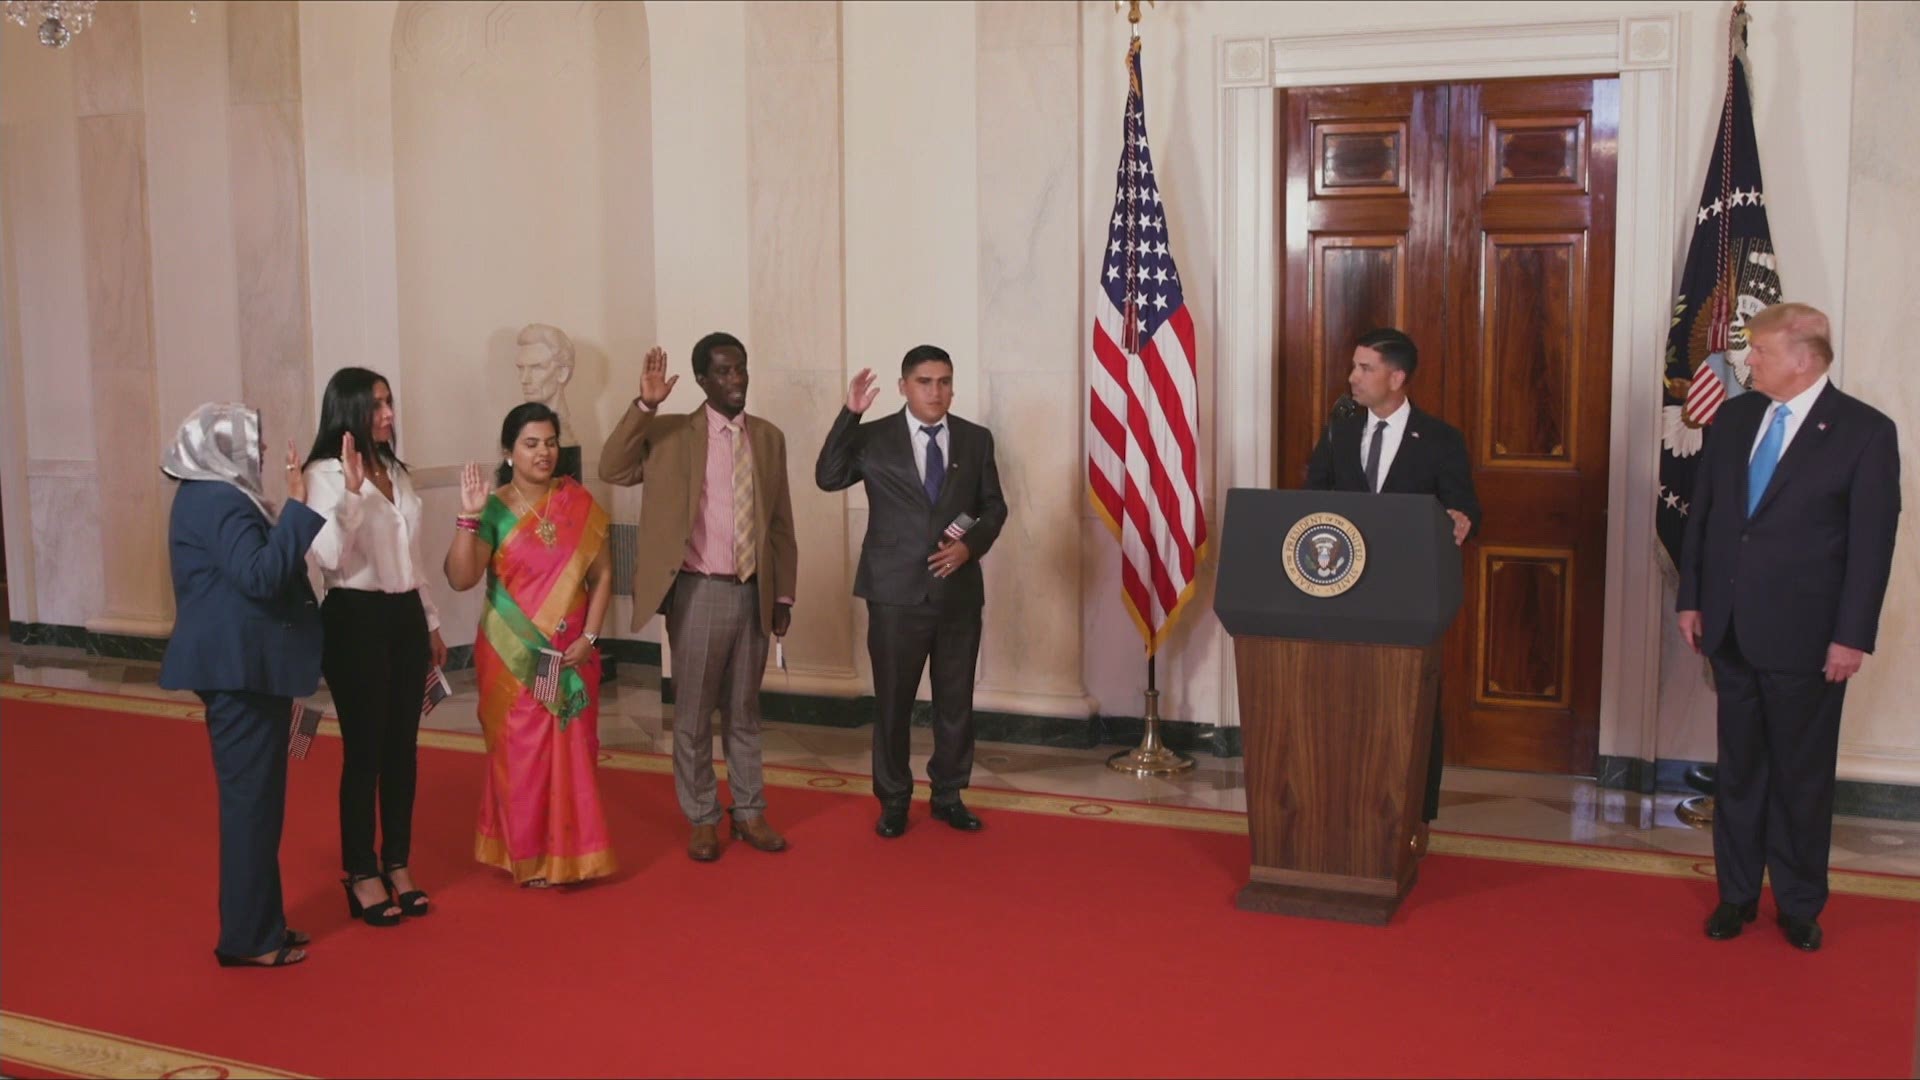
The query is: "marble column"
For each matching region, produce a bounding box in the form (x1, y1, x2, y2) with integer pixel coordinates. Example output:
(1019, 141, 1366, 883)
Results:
(2, 25, 95, 625)
(75, 3, 172, 636)
(228, 0, 313, 505)
(745, 0, 859, 691)
(1835, 1, 1920, 784)
(973, 0, 1093, 718)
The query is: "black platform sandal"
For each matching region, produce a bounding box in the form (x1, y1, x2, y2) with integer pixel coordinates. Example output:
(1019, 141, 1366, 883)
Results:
(343, 874, 403, 926)
(215, 943, 307, 968)
(382, 863, 431, 917)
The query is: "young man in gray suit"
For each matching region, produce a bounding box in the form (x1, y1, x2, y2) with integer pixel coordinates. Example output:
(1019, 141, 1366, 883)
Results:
(815, 345, 1008, 838)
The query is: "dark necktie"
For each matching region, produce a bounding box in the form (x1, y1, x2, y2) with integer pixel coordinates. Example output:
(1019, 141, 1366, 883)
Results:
(1364, 419, 1387, 493)
(922, 424, 945, 503)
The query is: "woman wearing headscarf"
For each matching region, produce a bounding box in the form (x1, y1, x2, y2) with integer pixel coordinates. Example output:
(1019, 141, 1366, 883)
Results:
(157, 403, 327, 968)
(302, 368, 443, 926)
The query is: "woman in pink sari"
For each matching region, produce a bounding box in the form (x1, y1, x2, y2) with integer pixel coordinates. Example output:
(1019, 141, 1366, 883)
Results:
(444, 404, 616, 886)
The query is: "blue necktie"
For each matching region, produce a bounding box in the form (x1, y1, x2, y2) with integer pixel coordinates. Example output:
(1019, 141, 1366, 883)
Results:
(922, 424, 945, 503)
(1747, 403, 1791, 516)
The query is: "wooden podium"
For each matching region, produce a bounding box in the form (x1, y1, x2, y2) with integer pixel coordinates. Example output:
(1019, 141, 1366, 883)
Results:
(1214, 489, 1462, 925)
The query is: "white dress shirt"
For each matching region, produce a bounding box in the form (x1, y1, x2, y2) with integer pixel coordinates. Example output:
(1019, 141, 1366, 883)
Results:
(1749, 374, 1829, 463)
(907, 409, 953, 485)
(302, 458, 442, 632)
(1358, 397, 1413, 492)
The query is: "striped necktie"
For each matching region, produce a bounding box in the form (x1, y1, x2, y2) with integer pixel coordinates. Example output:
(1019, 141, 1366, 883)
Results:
(729, 422, 757, 580)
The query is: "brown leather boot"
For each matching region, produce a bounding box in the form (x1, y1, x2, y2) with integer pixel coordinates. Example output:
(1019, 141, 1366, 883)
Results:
(688, 823, 721, 862)
(728, 813, 788, 853)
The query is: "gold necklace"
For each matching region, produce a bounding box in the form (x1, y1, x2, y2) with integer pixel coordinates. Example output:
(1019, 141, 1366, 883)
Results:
(509, 481, 557, 546)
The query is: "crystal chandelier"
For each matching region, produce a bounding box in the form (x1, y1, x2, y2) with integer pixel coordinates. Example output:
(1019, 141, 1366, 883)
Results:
(5, 0, 98, 49)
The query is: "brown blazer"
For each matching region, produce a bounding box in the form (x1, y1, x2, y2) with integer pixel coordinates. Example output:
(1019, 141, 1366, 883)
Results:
(598, 401, 799, 635)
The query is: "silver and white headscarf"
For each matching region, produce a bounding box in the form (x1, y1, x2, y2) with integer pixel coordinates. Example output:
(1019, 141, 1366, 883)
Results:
(161, 402, 275, 520)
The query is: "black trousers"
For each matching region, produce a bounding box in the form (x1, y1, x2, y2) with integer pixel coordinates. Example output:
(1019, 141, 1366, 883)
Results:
(1708, 627, 1847, 919)
(322, 588, 430, 879)
(867, 598, 982, 808)
(198, 689, 290, 958)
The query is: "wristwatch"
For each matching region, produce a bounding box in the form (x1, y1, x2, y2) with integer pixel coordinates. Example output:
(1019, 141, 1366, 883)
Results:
(584, 632, 599, 645)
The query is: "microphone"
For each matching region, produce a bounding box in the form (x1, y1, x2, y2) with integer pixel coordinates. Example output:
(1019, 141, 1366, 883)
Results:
(1323, 394, 1359, 445)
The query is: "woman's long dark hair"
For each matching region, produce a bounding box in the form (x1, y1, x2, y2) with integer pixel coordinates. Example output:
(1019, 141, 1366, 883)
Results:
(305, 367, 407, 472)
(496, 403, 562, 486)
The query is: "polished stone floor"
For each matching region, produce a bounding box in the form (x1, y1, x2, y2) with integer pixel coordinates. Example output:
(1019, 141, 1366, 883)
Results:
(9, 644, 1920, 877)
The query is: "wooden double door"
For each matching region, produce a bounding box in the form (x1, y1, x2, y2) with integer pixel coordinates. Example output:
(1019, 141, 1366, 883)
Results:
(1276, 76, 1618, 775)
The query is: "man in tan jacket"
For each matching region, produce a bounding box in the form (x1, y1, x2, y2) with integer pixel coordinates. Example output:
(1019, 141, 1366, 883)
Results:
(599, 332, 798, 861)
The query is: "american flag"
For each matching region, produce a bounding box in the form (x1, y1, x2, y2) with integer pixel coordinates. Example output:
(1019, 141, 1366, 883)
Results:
(422, 667, 452, 717)
(533, 649, 564, 709)
(287, 700, 319, 760)
(1088, 36, 1206, 656)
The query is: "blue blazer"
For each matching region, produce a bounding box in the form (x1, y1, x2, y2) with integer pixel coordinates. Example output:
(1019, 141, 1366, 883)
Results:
(1676, 383, 1902, 672)
(158, 480, 327, 698)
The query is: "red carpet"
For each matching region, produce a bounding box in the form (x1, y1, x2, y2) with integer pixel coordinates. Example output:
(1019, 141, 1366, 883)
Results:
(3, 696, 1917, 1078)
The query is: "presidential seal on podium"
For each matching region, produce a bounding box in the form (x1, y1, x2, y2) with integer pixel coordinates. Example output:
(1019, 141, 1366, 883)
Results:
(1282, 512, 1367, 597)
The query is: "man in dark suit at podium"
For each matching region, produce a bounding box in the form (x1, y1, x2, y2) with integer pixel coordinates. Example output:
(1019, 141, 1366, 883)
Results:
(1678, 302, 1900, 952)
(816, 345, 1008, 839)
(1305, 328, 1480, 852)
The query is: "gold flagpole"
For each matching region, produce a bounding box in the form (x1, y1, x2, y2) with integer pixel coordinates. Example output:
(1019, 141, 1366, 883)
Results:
(1678, 0, 1749, 831)
(1104, 0, 1192, 779)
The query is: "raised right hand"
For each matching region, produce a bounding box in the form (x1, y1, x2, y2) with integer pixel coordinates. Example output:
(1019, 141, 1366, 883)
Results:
(340, 431, 365, 494)
(847, 368, 880, 414)
(638, 345, 678, 409)
(459, 462, 490, 514)
(284, 441, 307, 504)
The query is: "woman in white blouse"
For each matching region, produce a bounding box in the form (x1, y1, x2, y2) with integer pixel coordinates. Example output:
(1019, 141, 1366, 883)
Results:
(302, 368, 447, 927)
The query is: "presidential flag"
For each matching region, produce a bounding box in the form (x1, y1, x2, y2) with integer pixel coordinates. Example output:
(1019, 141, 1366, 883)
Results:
(1657, 6, 1783, 567)
(1088, 36, 1206, 656)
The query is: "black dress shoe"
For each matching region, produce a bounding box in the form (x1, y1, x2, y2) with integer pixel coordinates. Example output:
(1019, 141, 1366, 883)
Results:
(875, 806, 908, 839)
(930, 801, 983, 831)
(1704, 900, 1759, 940)
(1778, 914, 1823, 952)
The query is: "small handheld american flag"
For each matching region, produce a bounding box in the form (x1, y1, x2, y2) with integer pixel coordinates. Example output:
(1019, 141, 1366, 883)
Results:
(287, 700, 320, 760)
(422, 666, 452, 717)
(533, 648, 564, 709)
(944, 512, 977, 542)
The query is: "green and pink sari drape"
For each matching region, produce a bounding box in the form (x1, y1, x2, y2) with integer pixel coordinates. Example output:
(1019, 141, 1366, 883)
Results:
(471, 477, 616, 884)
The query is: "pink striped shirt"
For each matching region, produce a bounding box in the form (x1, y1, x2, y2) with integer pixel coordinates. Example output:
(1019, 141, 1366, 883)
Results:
(683, 406, 747, 577)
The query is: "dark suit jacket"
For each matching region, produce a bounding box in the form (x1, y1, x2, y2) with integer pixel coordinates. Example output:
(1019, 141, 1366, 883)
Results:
(1305, 403, 1483, 539)
(1677, 382, 1901, 672)
(815, 407, 1008, 609)
(158, 481, 326, 698)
